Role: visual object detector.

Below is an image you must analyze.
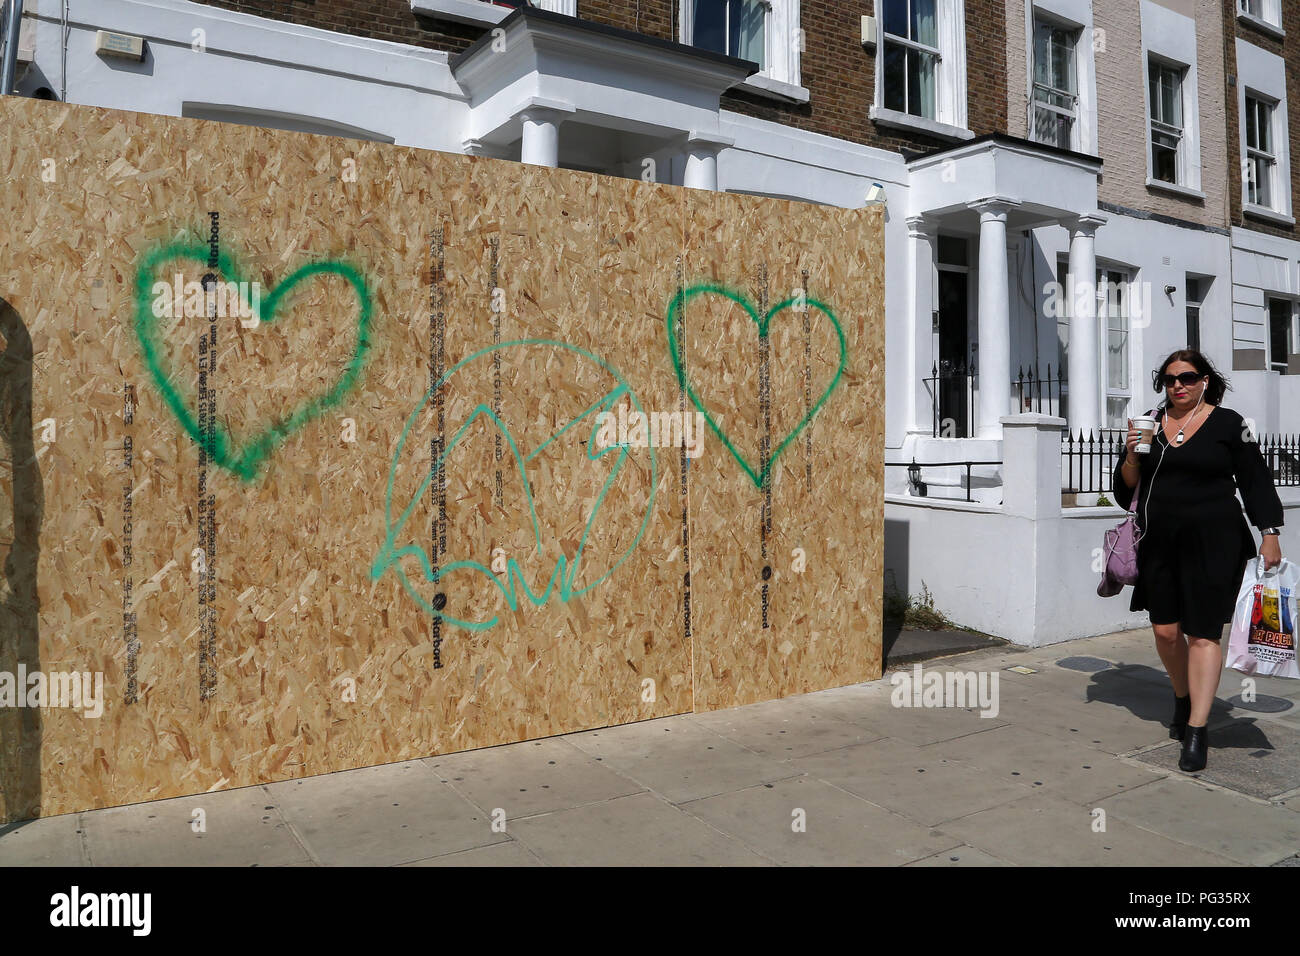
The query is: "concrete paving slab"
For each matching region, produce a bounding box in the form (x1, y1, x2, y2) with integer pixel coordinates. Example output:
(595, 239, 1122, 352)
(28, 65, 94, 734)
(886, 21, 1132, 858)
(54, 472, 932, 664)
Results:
(564, 718, 803, 803)
(424, 737, 645, 818)
(76, 786, 308, 867)
(790, 736, 1033, 827)
(508, 791, 773, 865)
(688, 697, 882, 759)
(996, 689, 1178, 755)
(1133, 719, 1300, 800)
(399, 840, 543, 867)
(265, 760, 505, 866)
(680, 775, 962, 865)
(798, 692, 1006, 746)
(936, 792, 1239, 866)
(925, 724, 1169, 804)
(905, 844, 1013, 866)
(0, 814, 86, 866)
(1102, 777, 1300, 865)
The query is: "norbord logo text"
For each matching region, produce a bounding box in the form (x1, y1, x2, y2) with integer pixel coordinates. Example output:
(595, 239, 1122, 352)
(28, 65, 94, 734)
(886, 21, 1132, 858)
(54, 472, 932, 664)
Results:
(890, 663, 999, 718)
(50, 887, 151, 936)
(0, 666, 104, 718)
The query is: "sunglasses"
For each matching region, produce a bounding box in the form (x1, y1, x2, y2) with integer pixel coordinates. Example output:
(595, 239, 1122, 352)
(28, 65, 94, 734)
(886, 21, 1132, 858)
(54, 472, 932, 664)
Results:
(1160, 371, 1205, 388)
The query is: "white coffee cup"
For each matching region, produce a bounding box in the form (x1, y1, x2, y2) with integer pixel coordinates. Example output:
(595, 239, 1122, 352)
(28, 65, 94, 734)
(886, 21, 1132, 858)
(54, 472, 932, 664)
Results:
(1133, 415, 1156, 454)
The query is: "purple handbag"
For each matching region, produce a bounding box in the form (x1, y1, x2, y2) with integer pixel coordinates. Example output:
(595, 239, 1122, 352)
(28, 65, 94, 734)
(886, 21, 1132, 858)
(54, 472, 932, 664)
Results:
(1098, 474, 1141, 597)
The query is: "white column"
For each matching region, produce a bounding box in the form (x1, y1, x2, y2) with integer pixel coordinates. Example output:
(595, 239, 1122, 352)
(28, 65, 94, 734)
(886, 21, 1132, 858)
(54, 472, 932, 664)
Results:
(906, 216, 937, 437)
(974, 199, 1016, 439)
(520, 108, 565, 168)
(1066, 213, 1107, 436)
(683, 131, 735, 191)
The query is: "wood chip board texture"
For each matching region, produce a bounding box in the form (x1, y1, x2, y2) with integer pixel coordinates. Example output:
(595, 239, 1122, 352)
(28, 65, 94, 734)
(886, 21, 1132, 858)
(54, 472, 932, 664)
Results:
(0, 97, 884, 821)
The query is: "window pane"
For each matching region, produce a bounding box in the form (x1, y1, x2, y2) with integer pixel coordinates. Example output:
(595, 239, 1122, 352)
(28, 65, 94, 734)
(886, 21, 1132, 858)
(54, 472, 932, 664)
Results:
(1186, 303, 1201, 350)
(733, 0, 765, 68)
(1033, 24, 1051, 85)
(1152, 139, 1178, 183)
(1106, 397, 1130, 429)
(1269, 299, 1292, 371)
(1162, 69, 1181, 127)
(882, 0, 908, 38)
(1245, 97, 1259, 148)
(883, 42, 907, 112)
(1051, 31, 1075, 93)
(1033, 106, 1073, 148)
(1148, 65, 1160, 121)
(907, 49, 936, 119)
(693, 0, 727, 54)
(911, 0, 938, 47)
(1258, 102, 1272, 152)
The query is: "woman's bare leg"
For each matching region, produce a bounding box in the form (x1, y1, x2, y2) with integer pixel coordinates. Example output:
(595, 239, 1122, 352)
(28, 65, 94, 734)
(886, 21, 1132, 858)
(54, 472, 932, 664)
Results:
(1153, 623, 1189, 696)
(1186, 636, 1224, 726)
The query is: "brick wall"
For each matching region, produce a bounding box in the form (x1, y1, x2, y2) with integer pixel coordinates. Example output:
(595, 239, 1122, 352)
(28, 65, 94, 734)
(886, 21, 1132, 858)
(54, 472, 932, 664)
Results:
(1222, 0, 1300, 241)
(1092, 0, 1229, 229)
(189, 0, 1008, 156)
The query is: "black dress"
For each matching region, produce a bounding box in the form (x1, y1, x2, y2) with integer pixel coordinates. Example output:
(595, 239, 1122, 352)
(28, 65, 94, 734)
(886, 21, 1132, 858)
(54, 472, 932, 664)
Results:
(1111, 405, 1284, 640)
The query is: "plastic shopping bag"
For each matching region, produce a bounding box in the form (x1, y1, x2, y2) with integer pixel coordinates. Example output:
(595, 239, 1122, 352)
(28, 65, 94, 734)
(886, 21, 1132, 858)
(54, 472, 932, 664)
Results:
(1228, 557, 1300, 679)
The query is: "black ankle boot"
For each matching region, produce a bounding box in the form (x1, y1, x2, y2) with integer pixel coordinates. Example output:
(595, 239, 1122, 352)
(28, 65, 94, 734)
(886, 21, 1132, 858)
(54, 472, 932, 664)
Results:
(1170, 693, 1191, 740)
(1179, 724, 1208, 772)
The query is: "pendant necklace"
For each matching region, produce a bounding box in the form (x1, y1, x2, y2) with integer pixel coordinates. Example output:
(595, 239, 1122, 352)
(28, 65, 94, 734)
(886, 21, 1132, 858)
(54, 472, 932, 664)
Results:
(1170, 404, 1201, 444)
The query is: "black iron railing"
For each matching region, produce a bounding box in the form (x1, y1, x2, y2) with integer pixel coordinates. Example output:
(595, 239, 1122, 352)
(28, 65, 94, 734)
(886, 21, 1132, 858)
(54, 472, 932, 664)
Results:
(1259, 434, 1300, 487)
(1013, 364, 1063, 415)
(1061, 428, 1127, 495)
(923, 354, 976, 438)
(925, 360, 1064, 437)
(1063, 429, 1300, 495)
(886, 459, 1003, 503)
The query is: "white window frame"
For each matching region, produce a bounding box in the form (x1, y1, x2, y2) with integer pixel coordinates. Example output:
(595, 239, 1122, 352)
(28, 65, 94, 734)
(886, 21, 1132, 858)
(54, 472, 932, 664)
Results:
(1147, 58, 1186, 185)
(410, 0, 576, 27)
(1237, 0, 1285, 38)
(869, 0, 971, 141)
(1139, 0, 1202, 197)
(1099, 266, 1133, 429)
(1023, 0, 1097, 155)
(680, 0, 808, 102)
(1245, 93, 1278, 209)
(1029, 16, 1080, 151)
(1236, 40, 1294, 225)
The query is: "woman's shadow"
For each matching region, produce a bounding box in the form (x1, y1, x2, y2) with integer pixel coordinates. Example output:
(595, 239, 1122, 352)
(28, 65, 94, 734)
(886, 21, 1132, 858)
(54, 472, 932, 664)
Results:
(0, 297, 44, 827)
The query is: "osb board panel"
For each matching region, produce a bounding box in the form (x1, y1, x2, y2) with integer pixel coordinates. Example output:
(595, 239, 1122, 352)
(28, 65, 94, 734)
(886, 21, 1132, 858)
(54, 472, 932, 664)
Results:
(0, 96, 881, 822)
(681, 189, 884, 711)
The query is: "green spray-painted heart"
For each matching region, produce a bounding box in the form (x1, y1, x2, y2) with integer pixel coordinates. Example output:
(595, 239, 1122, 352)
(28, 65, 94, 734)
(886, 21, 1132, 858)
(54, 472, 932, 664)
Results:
(666, 282, 846, 489)
(134, 241, 373, 482)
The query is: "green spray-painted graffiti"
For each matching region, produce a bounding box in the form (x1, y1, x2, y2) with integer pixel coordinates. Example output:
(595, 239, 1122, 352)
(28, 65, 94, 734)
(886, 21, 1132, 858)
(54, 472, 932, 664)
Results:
(666, 283, 846, 489)
(370, 340, 657, 632)
(133, 242, 373, 481)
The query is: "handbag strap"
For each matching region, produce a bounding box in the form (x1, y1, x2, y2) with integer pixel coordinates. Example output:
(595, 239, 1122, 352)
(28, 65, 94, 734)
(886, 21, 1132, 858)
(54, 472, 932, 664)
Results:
(1125, 407, 1155, 515)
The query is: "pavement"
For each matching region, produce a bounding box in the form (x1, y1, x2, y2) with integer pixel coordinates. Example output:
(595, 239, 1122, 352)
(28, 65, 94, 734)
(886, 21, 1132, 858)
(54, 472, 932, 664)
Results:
(4, 625, 1300, 867)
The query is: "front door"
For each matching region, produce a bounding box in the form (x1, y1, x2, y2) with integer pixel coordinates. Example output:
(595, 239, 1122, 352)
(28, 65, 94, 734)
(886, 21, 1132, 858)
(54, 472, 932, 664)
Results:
(937, 269, 969, 437)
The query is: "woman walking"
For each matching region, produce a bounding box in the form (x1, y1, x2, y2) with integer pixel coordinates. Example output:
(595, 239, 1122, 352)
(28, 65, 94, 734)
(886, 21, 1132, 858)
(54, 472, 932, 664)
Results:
(1113, 349, 1283, 772)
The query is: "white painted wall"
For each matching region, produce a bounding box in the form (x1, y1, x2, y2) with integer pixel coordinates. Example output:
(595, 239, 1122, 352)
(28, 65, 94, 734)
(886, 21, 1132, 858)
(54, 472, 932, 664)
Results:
(22, 0, 465, 148)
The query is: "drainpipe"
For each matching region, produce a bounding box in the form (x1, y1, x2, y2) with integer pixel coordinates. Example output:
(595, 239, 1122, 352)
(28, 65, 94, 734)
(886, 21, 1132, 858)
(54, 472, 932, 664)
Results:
(1, 0, 25, 96)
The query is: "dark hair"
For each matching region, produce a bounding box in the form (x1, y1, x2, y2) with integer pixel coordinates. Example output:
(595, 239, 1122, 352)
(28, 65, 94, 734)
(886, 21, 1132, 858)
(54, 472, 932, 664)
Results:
(1150, 348, 1229, 406)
